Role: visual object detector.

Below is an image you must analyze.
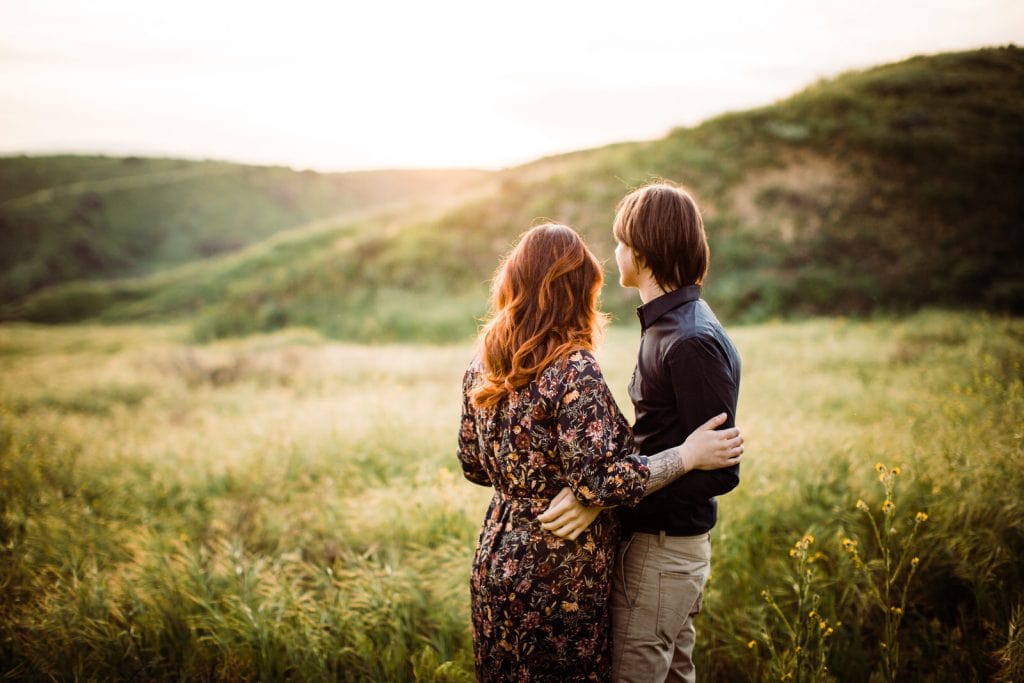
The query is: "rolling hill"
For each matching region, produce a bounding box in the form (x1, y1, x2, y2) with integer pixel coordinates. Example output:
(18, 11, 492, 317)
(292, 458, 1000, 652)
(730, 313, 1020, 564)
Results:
(2, 45, 1022, 341)
(0, 157, 490, 304)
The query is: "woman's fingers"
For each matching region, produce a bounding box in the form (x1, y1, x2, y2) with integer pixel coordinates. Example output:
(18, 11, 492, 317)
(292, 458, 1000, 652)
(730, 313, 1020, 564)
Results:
(698, 412, 728, 431)
(718, 439, 743, 462)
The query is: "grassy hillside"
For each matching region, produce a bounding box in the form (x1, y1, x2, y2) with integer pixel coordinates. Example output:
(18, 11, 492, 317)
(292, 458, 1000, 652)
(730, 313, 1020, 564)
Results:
(1, 313, 1021, 680)
(3, 46, 1022, 340)
(0, 155, 489, 304)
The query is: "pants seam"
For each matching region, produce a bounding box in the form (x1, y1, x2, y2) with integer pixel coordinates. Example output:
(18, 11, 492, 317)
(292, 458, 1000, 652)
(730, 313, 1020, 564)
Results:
(613, 534, 649, 681)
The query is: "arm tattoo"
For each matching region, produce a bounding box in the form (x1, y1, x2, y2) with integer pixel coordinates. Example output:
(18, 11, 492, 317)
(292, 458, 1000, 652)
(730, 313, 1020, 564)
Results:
(641, 446, 687, 497)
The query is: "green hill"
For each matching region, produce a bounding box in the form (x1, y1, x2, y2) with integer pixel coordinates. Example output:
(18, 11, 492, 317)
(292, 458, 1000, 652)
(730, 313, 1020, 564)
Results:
(0, 155, 490, 303)
(3, 46, 1022, 340)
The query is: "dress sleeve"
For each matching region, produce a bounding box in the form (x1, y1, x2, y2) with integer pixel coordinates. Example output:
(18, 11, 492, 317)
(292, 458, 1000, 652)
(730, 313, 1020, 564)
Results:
(457, 365, 492, 487)
(556, 351, 649, 507)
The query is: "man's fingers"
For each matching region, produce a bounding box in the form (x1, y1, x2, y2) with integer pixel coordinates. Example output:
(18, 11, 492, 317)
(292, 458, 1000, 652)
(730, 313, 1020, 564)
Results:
(551, 487, 572, 505)
(538, 498, 571, 523)
(538, 487, 575, 523)
(540, 507, 582, 529)
(550, 520, 577, 538)
(540, 512, 570, 530)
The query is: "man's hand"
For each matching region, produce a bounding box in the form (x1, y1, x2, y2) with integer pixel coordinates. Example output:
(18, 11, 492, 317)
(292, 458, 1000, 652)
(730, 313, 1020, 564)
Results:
(538, 486, 603, 540)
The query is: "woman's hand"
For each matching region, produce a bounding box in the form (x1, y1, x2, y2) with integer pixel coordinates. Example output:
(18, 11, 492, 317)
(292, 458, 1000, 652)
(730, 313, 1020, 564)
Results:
(682, 413, 744, 471)
(538, 486, 604, 540)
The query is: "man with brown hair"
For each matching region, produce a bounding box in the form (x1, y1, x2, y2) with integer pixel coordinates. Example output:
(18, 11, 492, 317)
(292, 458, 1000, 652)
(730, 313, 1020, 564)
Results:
(540, 182, 741, 682)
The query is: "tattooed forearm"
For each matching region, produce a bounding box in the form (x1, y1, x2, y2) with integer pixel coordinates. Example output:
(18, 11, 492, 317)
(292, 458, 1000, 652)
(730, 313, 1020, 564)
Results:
(641, 446, 688, 497)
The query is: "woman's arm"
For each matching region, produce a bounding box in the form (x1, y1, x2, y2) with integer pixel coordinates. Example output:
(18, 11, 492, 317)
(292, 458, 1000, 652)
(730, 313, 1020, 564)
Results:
(457, 366, 493, 487)
(643, 412, 743, 495)
(538, 413, 743, 539)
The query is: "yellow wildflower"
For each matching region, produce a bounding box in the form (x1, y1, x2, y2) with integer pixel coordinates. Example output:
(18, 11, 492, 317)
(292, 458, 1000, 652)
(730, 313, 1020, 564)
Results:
(875, 463, 886, 473)
(916, 511, 929, 522)
(882, 499, 896, 513)
(911, 557, 920, 567)
(747, 640, 756, 649)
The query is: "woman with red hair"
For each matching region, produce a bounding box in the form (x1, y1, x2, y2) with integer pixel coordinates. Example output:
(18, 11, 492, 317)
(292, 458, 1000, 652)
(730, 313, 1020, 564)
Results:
(457, 223, 742, 681)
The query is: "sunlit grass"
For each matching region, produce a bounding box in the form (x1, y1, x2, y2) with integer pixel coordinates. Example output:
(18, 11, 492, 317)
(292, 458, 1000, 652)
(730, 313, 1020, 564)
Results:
(1, 312, 1022, 680)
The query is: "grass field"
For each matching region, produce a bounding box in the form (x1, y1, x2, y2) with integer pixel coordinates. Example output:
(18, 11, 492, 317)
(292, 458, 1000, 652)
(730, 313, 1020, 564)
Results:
(1, 312, 1022, 681)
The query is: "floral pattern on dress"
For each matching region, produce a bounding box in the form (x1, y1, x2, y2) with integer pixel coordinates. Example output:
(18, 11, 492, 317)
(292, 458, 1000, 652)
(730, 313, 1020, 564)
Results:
(457, 350, 649, 682)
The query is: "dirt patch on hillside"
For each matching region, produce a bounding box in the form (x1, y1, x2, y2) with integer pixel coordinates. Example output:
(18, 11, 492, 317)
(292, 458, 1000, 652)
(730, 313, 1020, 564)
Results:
(726, 152, 858, 241)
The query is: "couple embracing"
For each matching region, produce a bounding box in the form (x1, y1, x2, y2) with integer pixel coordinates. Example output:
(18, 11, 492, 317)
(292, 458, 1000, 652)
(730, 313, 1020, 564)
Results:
(457, 182, 743, 682)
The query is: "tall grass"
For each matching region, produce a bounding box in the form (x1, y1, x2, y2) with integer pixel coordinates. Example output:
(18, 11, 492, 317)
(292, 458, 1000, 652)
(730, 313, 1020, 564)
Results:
(1, 311, 1022, 680)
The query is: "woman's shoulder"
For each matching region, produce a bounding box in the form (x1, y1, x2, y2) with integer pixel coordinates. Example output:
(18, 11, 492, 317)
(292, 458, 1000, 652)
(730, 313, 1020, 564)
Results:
(540, 348, 605, 387)
(462, 355, 484, 387)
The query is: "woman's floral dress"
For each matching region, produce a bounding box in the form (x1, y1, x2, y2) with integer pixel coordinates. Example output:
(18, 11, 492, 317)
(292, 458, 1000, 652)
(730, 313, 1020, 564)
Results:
(457, 350, 650, 682)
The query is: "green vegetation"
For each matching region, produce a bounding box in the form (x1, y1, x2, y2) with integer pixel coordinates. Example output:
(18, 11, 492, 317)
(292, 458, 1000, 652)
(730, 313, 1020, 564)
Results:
(4, 46, 1021, 341)
(0, 154, 489, 304)
(2, 45, 1021, 682)
(1, 312, 1021, 680)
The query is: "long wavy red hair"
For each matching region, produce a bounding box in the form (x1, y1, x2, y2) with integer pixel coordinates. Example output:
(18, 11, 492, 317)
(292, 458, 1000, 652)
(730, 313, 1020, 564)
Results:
(471, 223, 607, 410)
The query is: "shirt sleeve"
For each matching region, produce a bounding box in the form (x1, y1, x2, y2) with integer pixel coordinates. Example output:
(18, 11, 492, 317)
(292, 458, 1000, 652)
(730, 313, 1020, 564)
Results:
(556, 351, 650, 507)
(457, 366, 492, 487)
(664, 335, 740, 498)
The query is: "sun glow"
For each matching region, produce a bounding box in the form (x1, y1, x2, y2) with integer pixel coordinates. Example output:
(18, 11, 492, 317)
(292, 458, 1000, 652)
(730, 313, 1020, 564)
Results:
(1, 0, 1022, 170)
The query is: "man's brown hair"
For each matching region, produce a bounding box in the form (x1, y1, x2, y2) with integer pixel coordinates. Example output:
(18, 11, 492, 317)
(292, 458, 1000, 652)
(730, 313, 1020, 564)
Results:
(613, 182, 709, 291)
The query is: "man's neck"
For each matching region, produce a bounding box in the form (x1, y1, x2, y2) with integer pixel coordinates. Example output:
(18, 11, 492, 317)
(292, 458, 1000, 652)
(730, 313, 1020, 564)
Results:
(637, 276, 669, 304)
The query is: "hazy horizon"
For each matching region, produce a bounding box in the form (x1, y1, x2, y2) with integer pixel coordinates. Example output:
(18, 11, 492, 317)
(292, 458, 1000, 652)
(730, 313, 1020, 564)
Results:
(2, 0, 1022, 173)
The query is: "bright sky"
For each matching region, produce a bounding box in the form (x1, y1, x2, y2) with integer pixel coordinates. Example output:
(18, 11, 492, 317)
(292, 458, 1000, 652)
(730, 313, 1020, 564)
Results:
(1, 0, 1022, 171)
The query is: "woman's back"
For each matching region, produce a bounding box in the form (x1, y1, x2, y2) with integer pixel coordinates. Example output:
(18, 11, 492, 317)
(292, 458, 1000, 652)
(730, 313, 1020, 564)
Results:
(458, 349, 649, 682)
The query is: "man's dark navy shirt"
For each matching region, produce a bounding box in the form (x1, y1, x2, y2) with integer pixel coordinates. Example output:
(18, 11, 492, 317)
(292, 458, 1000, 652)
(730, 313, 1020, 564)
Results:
(619, 285, 742, 536)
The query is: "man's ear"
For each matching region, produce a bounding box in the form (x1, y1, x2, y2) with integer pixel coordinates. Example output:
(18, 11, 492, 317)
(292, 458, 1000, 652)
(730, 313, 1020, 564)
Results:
(631, 250, 647, 274)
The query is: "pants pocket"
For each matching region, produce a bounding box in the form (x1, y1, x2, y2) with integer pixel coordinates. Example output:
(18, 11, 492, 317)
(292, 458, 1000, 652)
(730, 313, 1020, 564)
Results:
(656, 571, 703, 643)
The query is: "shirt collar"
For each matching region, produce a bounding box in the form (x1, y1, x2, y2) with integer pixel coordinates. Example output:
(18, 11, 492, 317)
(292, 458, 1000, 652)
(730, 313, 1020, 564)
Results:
(636, 285, 702, 330)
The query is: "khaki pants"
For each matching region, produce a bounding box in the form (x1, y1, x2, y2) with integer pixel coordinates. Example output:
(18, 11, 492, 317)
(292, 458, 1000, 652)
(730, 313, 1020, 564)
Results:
(610, 531, 711, 683)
